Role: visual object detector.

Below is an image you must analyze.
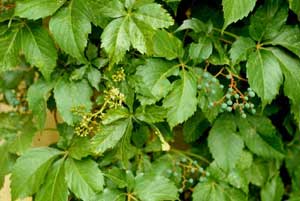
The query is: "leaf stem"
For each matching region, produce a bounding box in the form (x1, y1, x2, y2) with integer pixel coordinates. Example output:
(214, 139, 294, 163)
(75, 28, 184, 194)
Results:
(171, 149, 210, 164)
(212, 28, 239, 39)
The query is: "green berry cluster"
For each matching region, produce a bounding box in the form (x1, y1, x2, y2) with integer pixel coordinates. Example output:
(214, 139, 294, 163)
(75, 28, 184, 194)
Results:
(167, 158, 210, 193)
(112, 67, 126, 82)
(220, 87, 256, 118)
(104, 87, 125, 108)
(197, 72, 223, 96)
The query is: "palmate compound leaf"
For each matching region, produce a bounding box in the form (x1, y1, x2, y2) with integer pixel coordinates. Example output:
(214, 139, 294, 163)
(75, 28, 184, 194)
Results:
(11, 147, 62, 200)
(163, 70, 198, 129)
(100, 0, 174, 64)
(91, 118, 131, 154)
(35, 159, 68, 201)
(135, 59, 176, 105)
(270, 48, 300, 125)
(246, 49, 283, 106)
(54, 78, 93, 125)
(20, 24, 58, 80)
(15, 0, 66, 20)
(207, 114, 244, 171)
(237, 115, 285, 159)
(49, 0, 91, 62)
(65, 158, 104, 201)
(134, 173, 178, 201)
(222, 0, 256, 30)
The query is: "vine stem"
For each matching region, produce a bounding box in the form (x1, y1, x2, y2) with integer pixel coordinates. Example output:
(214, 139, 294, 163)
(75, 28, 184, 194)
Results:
(170, 149, 210, 164)
(212, 27, 239, 39)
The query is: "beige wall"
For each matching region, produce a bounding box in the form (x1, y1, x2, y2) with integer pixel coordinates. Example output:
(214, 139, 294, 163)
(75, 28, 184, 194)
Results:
(0, 111, 59, 201)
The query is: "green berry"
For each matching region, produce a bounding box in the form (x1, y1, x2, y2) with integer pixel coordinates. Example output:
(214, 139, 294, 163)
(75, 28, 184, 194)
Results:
(226, 93, 231, 99)
(203, 72, 209, 78)
(227, 100, 233, 105)
(188, 178, 194, 183)
(245, 103, 250, 108)
(227, 107, 233, 112)
(197, 85, 202, 90)
(221, 103, 227, 109)
(226, 74, 231, 79)
(251, 109, 256, 114)
(211, 89, 216, 94)
(244, 96, 249, 101)
(241, 113, 247, 118)
(220, 84, 224, 89)
(199, 167, 204, 173)
(248, 91, 255, 97)
(228, 88, 233, 92)
(206, 171, 210, 177)
(193, 160, 198, 165)
(191, 168, 195, 173)
(167, 169, 172, 174)
(179, 188, 183, 193)
(205, 83, 209, 87)
(234, 94, 240, 99)
(212, 77, 218, 83)
(181, 158, 187, 163)
(209, 102, 214, 108)
(247, 87, 252, 92)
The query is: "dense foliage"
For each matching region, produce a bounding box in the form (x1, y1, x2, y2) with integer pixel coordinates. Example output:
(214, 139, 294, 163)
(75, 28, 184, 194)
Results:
(0, 0, 300, 200)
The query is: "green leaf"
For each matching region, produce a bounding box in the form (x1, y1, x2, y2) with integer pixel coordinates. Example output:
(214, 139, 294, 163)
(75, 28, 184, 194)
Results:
(87, 66, 101, 90)
(101, 17, 131, 64)
(98, 0, 126, 18)
(163, 70, 198, 129)
(153, 30, 184, 60)
(0, 143, 16, 188)
(261, 175, 284, 201)
(193, 179, 247, 201)
(27, 80, 54, 130)
(134, 174, 178, 201)
(176, 18, 209, 33)
(270, 48, 300, 124)
(135, 59, 175, 105)
(0, 113, 37, 154)
(133, 3, 174, 29)
(11, 147, 62, 200)
(65, 158, 104, 201)
(189, 36, 213, 62)
(183, 110, 210, 143)
(208, 114, 244, 171)
(15, 0, 66, 20)
(289, 0, 300, 19)
(54, 79, 93, 125)
(135, 105, 167, 123)
(268, 26, 300, 58)
(57, 123, 75, 150)
(249, 0, 288, 41)
(92, 119, 130, 154)
(246, 49, 283, 105)
(229, 37, 256, 64)
(237, 115, 285, 159)
(96, 188, 126, 201)
(85, 0, 110, 28)
(35, 159, 68, 201)
(101, 107, 129, 125)
(49, 0, 91, 62)
(0, 27, 21, 70)
(69, 137, 91, 160)
(222, 0, 256, 30)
